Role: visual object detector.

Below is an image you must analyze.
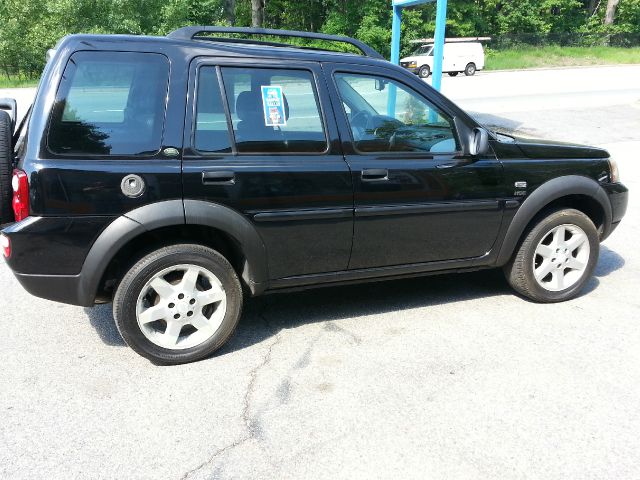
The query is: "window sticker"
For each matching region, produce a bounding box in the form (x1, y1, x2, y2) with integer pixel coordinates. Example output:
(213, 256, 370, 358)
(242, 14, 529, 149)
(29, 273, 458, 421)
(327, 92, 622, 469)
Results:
(261, 85, 287, 127)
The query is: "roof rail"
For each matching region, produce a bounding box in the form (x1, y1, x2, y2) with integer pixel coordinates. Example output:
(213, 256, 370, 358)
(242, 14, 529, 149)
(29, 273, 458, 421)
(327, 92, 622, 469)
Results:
(167, 26, 384, 59)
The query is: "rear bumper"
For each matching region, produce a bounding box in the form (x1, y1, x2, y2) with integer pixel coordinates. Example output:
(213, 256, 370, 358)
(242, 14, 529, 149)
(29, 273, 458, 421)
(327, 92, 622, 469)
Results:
(12, 271, 91, 306)
(2, 215, 113, 307)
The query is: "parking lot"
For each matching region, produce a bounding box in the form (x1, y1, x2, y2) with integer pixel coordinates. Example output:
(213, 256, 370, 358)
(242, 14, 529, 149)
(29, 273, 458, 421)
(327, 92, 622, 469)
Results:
(1, 65, 639, 480)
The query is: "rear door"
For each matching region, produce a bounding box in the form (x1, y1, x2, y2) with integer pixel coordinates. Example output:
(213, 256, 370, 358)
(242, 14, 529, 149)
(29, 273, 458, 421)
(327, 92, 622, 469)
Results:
(323, 63, 504, 270)
(443, 44, 456, 71)
(182, 58, 353, 279)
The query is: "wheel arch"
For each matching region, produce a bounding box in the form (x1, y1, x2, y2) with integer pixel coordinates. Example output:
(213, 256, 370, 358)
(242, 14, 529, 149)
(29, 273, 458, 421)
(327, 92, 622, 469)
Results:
(78, 200, 268, 306)
(496, 175, 612, 266)
(183, 200, 268, 293)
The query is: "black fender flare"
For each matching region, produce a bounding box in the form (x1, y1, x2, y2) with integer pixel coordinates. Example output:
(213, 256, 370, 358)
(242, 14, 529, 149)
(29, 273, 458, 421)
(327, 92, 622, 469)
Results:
(77, 199, 268, 306)
(495, 175, 612, 266)
(183, 199, 268, 294)
(77, 200, 186, 306)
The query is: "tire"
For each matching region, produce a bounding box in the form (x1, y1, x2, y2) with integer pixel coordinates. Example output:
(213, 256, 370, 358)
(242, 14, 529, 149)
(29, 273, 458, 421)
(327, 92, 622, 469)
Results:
(448, 72, 459, 77)
(503, 209, 599, 303)
(464, 63, 477, 76)
(113, 244, 243, 365)
(0, 110, 13, 224)
(418, 65, 431, 78)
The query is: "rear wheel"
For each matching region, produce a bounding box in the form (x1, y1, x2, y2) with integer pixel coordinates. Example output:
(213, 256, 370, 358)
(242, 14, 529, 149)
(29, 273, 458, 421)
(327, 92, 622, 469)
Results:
(448, 72, 459, 77)
(418, 65, 431, 78)
(0, 110, 13, 224)
(464, 63, 477, 76)
(113, 244, 243, 364)
(504, 209, 599, 303)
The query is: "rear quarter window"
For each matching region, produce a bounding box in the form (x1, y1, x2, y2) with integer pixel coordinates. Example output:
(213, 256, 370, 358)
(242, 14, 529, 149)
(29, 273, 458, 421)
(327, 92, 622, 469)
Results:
(47, 51, 169, 156)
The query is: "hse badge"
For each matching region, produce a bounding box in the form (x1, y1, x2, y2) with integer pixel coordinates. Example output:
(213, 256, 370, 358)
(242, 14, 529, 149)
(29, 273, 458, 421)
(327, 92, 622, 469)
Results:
(261, 85, 286, 126)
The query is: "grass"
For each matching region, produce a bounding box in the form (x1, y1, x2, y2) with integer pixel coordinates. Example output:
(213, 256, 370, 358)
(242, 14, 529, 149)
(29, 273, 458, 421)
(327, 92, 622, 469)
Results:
(0, 77, 39, 88)
(485, 46, 640, 70)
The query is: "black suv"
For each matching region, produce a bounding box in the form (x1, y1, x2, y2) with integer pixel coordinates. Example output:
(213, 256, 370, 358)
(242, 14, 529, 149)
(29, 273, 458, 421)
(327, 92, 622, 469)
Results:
(0, 27, 628, 364)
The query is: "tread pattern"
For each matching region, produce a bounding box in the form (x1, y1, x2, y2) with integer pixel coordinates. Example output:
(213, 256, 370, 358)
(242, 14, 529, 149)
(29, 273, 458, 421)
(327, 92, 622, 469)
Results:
(113, 243, 243, 365)
(504, 208, 599, 303)
(0, 110, 13, 223)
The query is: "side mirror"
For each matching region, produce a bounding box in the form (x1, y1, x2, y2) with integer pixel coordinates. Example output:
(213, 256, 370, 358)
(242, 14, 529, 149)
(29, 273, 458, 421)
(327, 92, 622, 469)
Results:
(469, 127, 489, 156)
(453, 117, 490, 157)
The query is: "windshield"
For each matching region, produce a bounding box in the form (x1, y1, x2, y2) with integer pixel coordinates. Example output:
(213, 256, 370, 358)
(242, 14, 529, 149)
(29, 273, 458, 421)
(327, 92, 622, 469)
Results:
(412, 45, 433, 56)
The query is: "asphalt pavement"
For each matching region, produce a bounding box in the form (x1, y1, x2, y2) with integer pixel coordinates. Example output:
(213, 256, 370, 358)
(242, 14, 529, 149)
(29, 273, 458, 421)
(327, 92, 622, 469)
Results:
(1, 65, 639, 480)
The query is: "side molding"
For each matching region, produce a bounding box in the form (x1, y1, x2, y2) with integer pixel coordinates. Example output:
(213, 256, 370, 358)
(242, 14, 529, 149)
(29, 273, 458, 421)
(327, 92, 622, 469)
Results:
(184, 200, 269, 294)
(495, 175, 612, 265)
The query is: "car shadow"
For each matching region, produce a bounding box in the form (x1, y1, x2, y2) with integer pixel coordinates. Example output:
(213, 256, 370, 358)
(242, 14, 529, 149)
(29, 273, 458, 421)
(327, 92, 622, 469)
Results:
(219, 268, 510, 356)
(84, 246, 626, 354)
(84, 268, 510, 350)
(85, 303, 126, 347)
(581, 245, 626, 295)
(594, 245, 625, 277)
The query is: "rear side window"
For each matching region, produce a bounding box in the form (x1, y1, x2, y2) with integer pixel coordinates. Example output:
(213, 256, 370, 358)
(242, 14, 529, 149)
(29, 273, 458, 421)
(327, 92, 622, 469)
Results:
(219, 67, 327, 154)
(193, 67, 232, 153)
(48, 52, 169, 156)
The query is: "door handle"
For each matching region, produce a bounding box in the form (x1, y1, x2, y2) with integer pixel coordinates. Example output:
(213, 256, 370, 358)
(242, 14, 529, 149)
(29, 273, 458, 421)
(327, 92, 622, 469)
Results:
(361, 168, 389, 181)
(202, 170, 235, 185)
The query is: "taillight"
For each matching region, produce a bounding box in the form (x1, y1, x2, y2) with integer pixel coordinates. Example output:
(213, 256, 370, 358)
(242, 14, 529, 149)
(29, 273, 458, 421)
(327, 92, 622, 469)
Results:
(12, 169, 29, 222)
(0, 234, 9, 258)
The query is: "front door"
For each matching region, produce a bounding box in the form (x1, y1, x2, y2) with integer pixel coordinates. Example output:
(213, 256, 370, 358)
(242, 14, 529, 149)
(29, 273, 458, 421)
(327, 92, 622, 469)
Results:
(182, 59, 353, 279)
(323, 63, 504, 270)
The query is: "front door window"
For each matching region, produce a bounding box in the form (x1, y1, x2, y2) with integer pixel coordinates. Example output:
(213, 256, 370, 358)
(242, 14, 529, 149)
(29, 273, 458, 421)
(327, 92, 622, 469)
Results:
(335, 73, 458, 154)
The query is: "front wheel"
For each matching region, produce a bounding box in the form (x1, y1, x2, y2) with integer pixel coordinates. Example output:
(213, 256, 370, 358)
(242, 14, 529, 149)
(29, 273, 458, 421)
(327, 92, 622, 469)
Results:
(113, 244, 243, 364)
(448, 72, 459, 77)
(464, 63, 477, 76)
(503, 209, 599, 303)
(418, 65, 431, 78)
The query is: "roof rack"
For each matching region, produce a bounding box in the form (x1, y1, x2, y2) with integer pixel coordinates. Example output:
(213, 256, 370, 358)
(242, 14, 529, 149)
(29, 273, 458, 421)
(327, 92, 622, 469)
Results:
(167, 26, 384, 59)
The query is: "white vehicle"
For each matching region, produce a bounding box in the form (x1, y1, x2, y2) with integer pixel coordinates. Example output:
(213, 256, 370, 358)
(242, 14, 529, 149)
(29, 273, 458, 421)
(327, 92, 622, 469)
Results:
(401, 41, 485, 78)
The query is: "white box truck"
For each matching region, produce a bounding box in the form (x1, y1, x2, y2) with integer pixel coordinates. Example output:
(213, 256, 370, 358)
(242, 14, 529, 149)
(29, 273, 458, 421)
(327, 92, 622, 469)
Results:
(401, 41, 485, 78)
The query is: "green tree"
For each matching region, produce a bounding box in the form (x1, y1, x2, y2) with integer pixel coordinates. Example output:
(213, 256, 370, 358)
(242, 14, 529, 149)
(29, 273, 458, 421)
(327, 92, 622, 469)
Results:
(1, 0, 639, 76)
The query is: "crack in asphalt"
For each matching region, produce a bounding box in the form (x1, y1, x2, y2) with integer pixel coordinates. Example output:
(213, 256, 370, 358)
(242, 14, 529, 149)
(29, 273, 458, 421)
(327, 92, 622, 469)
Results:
(240, 304, 282, 439)
(179, 300, 281, 480)
(179, 307, 364, 479)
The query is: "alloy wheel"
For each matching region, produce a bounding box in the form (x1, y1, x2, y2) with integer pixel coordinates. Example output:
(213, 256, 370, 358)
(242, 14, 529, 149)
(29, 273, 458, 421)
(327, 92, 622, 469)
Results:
(135, 264, 227, 349)
(532, 224, 590, 292)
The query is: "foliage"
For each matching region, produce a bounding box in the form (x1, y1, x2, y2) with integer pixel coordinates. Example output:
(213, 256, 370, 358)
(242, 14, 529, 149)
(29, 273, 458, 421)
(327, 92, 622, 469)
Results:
(485, 45, 640, 69)
(1, 0, 639, 79)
